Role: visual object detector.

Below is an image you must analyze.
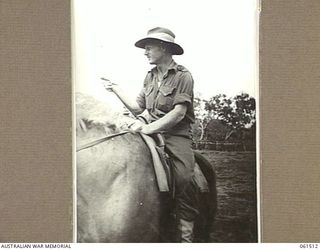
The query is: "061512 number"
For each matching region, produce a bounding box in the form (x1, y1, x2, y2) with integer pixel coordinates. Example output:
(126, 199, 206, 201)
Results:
(300, 244, 319, 249)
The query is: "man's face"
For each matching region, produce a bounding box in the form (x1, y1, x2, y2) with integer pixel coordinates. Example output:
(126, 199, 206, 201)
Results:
(144, 43, 166, 65)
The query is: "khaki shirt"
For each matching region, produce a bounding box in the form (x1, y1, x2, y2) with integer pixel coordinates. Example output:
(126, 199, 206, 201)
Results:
(136, 60, 195, 137)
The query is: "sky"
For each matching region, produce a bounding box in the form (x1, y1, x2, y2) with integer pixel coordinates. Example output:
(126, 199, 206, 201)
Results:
(73, 0, 258, 109)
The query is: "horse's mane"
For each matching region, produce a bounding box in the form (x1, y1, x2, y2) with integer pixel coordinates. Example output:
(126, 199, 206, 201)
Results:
(76, 92, 133, 135)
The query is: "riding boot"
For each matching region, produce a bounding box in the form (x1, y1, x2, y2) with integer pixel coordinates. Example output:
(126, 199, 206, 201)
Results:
(178, 219, 194, 243)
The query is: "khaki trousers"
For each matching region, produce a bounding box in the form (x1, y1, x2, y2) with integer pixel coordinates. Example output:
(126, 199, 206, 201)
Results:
(164, 135, 199, 221)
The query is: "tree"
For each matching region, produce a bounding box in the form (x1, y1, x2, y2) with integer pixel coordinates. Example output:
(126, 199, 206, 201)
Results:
(193, 93, 211, 141)
(204, 94, 233, 122)
(204, 93, 256, 146)
(205, 119, 230, 141)
(205, 93, 255, 131)
(233, 93, 256, 129)
(192, 92, 256, 150)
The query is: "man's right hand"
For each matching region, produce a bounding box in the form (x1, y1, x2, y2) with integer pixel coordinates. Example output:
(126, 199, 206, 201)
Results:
(101, 77, 117, 92)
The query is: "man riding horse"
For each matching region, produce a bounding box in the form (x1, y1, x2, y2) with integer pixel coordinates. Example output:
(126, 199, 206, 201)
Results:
(102, 27, 199, 243)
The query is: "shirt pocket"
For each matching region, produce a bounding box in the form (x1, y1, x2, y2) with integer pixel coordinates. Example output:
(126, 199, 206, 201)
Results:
(157, 86, 175, 112)
(145, 85, 154, 109)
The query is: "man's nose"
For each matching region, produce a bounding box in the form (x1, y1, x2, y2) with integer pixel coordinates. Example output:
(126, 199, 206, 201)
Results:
(144, 50, 149, 56)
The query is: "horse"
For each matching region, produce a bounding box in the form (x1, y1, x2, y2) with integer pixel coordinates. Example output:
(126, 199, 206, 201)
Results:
(76, 93, 217, 242)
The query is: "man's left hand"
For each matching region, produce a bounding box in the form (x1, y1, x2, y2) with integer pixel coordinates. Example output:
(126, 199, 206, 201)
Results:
(140, 124, 153, 135)
(129, 120, 153, 134)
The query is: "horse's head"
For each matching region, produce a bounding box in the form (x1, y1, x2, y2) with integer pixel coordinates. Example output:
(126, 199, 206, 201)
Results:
(76, 92, 134, 141)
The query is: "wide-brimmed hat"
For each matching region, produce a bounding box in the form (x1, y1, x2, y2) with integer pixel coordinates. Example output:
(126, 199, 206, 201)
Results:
(135, 27, 184, 55)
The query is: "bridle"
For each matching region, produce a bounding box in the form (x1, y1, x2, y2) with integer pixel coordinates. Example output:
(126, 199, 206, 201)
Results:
(76, 130, 130, 152)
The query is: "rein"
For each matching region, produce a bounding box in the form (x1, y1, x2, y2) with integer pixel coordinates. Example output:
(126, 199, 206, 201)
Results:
(76, 130, 131, 152)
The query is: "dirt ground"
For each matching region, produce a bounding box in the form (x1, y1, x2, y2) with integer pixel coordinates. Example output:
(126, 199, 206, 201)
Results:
(199, 150, 258, 243)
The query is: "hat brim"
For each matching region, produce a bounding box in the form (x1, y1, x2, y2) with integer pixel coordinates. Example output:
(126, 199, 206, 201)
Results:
(135, 38, 184, 55)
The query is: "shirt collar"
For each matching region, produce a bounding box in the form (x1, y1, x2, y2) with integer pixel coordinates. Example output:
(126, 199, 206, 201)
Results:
(149, 60, 178, 74)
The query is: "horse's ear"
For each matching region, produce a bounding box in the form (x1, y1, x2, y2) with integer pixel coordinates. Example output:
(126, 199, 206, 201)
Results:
(77, 118, 88, 132)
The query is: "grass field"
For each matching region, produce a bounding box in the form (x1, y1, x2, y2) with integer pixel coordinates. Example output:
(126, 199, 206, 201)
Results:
(199, 150, 258, 243)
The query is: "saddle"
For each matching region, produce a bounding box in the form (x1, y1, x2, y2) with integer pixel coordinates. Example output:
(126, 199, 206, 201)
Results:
(139, 132, 209, 194)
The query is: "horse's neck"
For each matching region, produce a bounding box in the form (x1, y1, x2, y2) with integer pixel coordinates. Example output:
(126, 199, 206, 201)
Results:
(77, 123, 108, 144)
(76, 114, 134, 145)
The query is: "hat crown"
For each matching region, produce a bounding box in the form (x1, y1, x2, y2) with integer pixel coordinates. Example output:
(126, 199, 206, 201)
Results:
(148, 27, 176, 39)
(145, 27, 176, 43)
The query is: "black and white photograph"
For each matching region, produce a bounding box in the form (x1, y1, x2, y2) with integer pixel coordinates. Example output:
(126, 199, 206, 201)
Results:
(74, 0, 258, 243)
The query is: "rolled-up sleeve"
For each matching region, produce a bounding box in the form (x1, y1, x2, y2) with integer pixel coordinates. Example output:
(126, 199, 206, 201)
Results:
(136, 88, 146, 109)
(173, 72, 194, 106)
(136, 74, 151, 109)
